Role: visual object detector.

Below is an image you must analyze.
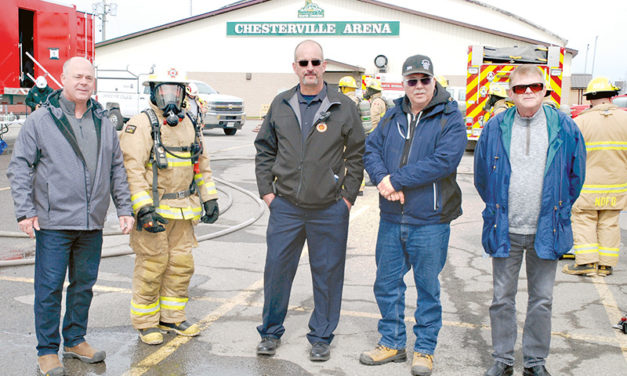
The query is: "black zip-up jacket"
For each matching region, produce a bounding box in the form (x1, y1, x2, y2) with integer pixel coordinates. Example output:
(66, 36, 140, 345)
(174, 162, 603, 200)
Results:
(255, 83, 365, 209)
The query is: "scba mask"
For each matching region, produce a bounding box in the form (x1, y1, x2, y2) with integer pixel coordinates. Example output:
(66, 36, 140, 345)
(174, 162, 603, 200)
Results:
(152, 83, 185, 126)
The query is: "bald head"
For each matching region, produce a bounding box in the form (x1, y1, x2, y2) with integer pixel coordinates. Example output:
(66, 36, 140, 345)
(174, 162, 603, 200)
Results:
(294, 40, 324, 62)
(63, 57, 95, 76)
(61, 56, 96, 106)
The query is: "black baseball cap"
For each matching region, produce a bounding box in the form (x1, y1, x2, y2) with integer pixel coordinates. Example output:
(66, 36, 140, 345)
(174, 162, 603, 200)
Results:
(402, 54, 434, 77)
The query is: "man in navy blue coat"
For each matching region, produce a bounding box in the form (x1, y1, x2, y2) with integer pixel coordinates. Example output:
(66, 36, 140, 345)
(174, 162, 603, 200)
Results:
(361, 54, 467, 376)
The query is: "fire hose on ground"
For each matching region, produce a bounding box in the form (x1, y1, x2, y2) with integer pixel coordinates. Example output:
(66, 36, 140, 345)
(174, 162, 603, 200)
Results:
(0, 170, 265, 267)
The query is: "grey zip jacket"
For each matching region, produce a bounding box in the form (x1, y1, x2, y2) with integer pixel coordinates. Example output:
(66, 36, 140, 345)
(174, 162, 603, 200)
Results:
(7, 90, 132, 230)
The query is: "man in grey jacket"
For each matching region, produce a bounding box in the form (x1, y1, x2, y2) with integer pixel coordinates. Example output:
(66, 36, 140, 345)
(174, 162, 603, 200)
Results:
(7, 57, 134, 376)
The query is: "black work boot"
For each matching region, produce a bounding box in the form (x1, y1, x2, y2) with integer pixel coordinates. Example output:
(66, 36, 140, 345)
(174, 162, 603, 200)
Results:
(485, 361, 513, 376)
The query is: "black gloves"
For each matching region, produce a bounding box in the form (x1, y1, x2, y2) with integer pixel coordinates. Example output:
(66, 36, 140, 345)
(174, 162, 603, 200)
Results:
(200, 199, 219, 224)
(136, 205, 168, 233)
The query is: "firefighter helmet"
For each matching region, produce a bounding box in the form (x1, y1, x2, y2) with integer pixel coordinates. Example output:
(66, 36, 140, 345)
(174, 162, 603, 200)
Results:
(583, 77, 620, 97)
(186, 82, 199, 97)
(488, 83, 508, 98)
(435, 75, 448, 88)
(143, 67, 188, 86)
(339, 76, 357, 89)
(366, 78, 382, 91)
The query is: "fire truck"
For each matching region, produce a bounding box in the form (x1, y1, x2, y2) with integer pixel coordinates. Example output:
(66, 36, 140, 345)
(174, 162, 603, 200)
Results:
(0, 0, 95, 122)
(464, 45, 565, 150)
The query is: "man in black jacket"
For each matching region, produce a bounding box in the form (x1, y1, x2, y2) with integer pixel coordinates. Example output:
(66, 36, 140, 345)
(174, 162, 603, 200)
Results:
(254, 39, 365, 362)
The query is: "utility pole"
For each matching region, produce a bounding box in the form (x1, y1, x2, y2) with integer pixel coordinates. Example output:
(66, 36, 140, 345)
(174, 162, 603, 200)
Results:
(92, 1, 118, 41)
(584, 43, 589, 73)
(591, 35, 598, 77)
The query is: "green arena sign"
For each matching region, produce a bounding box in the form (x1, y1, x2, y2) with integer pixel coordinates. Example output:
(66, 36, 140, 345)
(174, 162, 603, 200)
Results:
(226, 21, 400, 36)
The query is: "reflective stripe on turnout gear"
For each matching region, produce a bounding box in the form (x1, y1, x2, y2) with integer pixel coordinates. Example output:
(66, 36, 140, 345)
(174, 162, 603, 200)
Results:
(580, 183, 627, 194)
(599, 247, 620, 258)
(131, 191, 154, 213)
(585, 141, 627, 151)
(160, 296, 188, 311)
(156, 204, 202, 220)
(131, 300, 160, 316)
(573, 243, 598, 255)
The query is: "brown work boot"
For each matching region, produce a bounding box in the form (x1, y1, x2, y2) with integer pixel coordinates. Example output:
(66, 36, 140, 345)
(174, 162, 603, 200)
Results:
(562, 262, 597, 276)
(359, 344, 407, 365)
(598, 265, 613, 276)
(62, 341, 106, 363)
(411, 352, 434, 376)
(38, 354, 65, 376)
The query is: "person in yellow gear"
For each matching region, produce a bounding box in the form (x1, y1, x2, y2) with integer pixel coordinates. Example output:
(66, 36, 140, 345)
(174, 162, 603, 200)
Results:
(119, 67, 219, 345)
(563, 77, 627, 277)
(363, 78, 386, 133)
(435, 75, 449, 89)
(339, 76, 360, 105)
(485, 83, 513, 116)
(184, 82, 207, 126)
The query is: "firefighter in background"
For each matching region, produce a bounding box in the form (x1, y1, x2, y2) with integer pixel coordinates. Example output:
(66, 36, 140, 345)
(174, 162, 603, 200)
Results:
(338, 76, 360, 105)
(363, 78, 386, 134)
(483, 83, 513, 117)
(25, 76, 53, 112)
(185, 82, 207, 125)
(119, 68, 219, 345)
(563, 77, 627, 277)
(435, 75, 449, 89)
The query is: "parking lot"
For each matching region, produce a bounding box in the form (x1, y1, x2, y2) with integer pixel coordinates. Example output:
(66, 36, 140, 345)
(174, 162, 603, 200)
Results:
(0, 120, 626, 375)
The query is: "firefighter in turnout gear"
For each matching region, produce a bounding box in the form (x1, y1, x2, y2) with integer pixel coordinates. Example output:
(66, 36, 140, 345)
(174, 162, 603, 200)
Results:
(338, 76, 360, 105)
(363, 78, 386, 134)
(119, 68, 219, 345)
(563, 77, 627, 277)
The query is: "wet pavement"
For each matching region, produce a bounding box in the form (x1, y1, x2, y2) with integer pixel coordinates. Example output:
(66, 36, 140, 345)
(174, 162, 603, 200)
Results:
(0, 120, 626, 375)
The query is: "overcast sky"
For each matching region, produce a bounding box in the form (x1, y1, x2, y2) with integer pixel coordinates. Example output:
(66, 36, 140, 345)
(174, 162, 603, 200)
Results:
(54, 0, 627, 80)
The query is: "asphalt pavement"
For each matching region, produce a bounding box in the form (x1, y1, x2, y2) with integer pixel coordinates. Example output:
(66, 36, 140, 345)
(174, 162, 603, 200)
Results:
(0, 120, 625, 376)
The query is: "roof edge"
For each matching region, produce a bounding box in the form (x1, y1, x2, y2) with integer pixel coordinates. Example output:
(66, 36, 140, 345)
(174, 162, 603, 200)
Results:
(96, 0, 269, 47)
(357, 0, 577, 57)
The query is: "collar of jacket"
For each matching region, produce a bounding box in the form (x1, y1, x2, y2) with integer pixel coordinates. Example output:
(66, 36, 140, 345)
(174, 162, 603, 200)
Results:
(499, 104, 561, 175)
(44, 89, 105, 120)
(283, 82, 341, 126)
(582, 102, 618, 115)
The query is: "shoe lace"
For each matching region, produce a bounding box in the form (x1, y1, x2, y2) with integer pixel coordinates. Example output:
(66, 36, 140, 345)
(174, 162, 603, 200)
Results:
(416, 353, 433, 361)
(376, 344, 392, 352)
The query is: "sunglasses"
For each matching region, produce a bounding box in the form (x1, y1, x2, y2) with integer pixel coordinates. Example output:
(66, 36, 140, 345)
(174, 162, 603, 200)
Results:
(404, 77, 433, 87)
(511, 83, 544, 94)
(297, 59, 322, 67)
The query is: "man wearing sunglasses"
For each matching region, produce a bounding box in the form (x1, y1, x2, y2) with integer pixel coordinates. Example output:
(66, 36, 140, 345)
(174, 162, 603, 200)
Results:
(254, 39, 364, 362)
(361, 54, 466, 376)
(474, 65, 586, 376)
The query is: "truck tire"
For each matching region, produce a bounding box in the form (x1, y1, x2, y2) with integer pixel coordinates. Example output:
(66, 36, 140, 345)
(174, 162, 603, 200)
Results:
(108, 109, 124, 131)
(223, 128, 237, 136)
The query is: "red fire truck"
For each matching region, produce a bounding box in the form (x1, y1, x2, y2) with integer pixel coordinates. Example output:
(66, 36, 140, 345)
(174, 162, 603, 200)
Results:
(0, 0, 95, 119)
(464, 45, 565, 150)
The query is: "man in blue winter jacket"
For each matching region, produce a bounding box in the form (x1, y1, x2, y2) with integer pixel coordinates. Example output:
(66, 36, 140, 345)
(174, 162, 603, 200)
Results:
(474, 65, 586, 376)
(361, 54, 467, 376)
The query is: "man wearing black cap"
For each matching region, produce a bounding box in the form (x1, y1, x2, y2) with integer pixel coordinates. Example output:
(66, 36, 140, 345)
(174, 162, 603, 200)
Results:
(361, 54, 466, 376)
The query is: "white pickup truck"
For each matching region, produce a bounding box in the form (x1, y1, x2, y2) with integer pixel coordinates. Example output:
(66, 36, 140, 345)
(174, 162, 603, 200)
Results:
(96, 69, 245, 135)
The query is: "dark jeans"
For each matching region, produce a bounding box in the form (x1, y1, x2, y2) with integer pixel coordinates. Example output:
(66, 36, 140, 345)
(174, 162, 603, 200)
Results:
(34, 229, 103, 356)
(489, 233, 558, 367)
(257, 196, 349, 344)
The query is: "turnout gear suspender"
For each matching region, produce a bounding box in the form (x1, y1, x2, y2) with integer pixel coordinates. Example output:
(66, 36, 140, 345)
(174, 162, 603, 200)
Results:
(143, 108, 206, 208)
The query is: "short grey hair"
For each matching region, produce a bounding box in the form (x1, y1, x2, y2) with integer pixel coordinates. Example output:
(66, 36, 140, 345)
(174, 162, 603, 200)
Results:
(508, 65, 546, 89)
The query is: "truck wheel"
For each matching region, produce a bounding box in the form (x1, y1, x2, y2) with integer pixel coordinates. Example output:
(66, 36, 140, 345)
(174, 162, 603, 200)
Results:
(108, 109, 124, 131)
(465, 140, 476, 152)
(223, 128, 237, 136)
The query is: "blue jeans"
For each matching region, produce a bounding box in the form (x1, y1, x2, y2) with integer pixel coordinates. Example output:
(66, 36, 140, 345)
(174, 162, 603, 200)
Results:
(374, 219, 450, 354)
(34, 229, 103, 356)
(257, 196, 349, 344)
